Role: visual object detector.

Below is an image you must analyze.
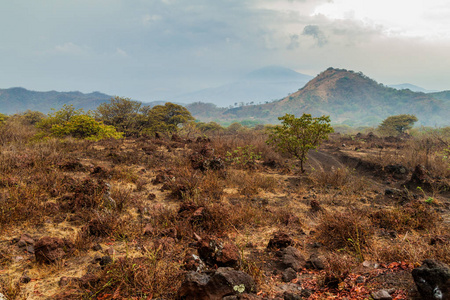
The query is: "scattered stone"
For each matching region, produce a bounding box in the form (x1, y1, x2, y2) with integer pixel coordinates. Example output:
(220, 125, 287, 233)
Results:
(17, 240, 27, 248)
(105, 247, 115, 256)
(412, 259, 450, 300)
(384, 188, 402, 196)
(58, 276, 73, 287)
(371, 289, 392, 300)
(281, 246, 306, 271)
(283, 291, 303, 300)
(215, 243, 241, 268)
(20, 274, 31, 284)
(430, 235, 450, 245)
(267, 232, 293, 250)
(142, 224, 154, 236)
(197, 237, 241, 268)
(177, 267, 257, 300)
(310, 200, 322, 212)
(184, 253, 206, 272)
(100, 255, 113, 267)
(34, 236, 73, 264)
(13, 256, 24, 262)
(26, 245, 35, 254)
(355, 276, 365, 283)
(78, 273, 100, 289)
(92, 254, 102, 263)
(92, 243, 102, 251)
(362, 260, 380, 269)
(282, 268, 297, 282)
(385, 164, 409, 180)
(305, 253, 325, 270)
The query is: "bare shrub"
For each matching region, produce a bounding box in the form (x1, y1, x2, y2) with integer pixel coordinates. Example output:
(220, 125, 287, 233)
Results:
(316, 210, 374, 261)
(310, 167, 368, 194)
(370, 201, 440, 233)
(87, 250, 183, 299)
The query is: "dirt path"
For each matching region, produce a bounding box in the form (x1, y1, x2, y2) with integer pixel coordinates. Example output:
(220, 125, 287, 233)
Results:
(307, 149, 345, 172)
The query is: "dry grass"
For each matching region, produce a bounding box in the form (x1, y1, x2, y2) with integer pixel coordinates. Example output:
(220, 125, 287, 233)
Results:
(0, 122, 449, 299)
(315, 209, 374, 261)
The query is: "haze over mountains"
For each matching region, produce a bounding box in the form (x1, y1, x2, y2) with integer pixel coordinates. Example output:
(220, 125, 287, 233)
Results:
(173, 66, 313, 107)
(388, 83, 438, 93)
(1, 67, 449, 127)
(0, 87, 111, 115)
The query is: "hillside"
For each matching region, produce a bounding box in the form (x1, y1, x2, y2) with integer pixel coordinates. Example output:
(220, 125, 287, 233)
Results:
(0, 87, 112, 114)
(430, 90, 450, 101)
(220, 68, 450, 126)
(172, 66, 313, 107)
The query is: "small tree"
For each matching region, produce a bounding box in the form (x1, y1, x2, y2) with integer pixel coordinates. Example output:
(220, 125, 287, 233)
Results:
(266, 113, 333, 173)
(378, 114, 418, 136)
(95, 96, 146, 136)
(143, 102, 194, 134)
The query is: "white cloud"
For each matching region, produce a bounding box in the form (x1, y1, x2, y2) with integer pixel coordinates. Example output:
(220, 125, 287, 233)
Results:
(53, 42, 90, 56)
(312, 0, 450, 40)
(115, 48, 128, 57)
(142, 14, 162, 25)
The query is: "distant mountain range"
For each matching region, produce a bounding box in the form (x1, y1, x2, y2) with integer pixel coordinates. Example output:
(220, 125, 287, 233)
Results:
(173, 66, 313, 107)
(1, 67, 449, 127)
(0, 87, 112, 114)
(190, 68, 449, 127)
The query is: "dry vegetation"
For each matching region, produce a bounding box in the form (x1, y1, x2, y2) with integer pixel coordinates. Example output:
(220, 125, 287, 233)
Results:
(0, 118, 449, 299)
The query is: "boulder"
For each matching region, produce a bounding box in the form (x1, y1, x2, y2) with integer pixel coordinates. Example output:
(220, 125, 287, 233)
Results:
(281, 247, 306, 271)
(305, 253, 325, 270)
(178, 267, 257, 300)
(34, 236, 73, 264)
(267, 232, 293, 250)
(412, 259, 450, 300)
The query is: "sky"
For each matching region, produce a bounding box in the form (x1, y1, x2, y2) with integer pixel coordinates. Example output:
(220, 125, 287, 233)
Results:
(1, 0, 450, 102)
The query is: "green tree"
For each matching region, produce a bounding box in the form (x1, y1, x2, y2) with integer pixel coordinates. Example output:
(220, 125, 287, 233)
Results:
(378, 114, 418, 136)
(143, 102, 194, 134)
(95, 96, 146, 136)
(266, 113, 334, 173)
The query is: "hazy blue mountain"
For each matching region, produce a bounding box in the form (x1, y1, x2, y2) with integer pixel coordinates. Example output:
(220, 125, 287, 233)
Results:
(388, 83, 438, 93)
(172, 66, 313, 107)
(0, 87, 112, 114)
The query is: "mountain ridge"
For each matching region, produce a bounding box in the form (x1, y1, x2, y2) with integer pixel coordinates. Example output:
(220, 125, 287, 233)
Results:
(218, 68, 449, 126)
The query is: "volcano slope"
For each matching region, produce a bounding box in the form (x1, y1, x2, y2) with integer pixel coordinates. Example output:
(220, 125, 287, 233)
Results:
(0, 128, 449, 299)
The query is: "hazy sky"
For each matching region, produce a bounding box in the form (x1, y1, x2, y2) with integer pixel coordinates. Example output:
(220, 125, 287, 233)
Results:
(1, 0, 450, 101)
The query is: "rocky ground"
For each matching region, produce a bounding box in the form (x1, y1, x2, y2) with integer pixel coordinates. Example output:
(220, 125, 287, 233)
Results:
(0, 132, 449, 299)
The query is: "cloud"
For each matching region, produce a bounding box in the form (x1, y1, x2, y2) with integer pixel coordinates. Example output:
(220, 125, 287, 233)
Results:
(53, 42, 91, 56)
(115, 48, 128, 57)
(142, 14, 162, 25)
(302, 25, 327, 46)
(1, 0, 450, 100)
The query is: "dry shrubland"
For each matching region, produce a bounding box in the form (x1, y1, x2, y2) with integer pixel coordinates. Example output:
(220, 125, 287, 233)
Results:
(0, 117, 449, 299)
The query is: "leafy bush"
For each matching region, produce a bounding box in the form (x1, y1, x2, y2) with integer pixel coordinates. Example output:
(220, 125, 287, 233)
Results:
(37, 105, 123, 141)
(226, 145, 261, 169)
